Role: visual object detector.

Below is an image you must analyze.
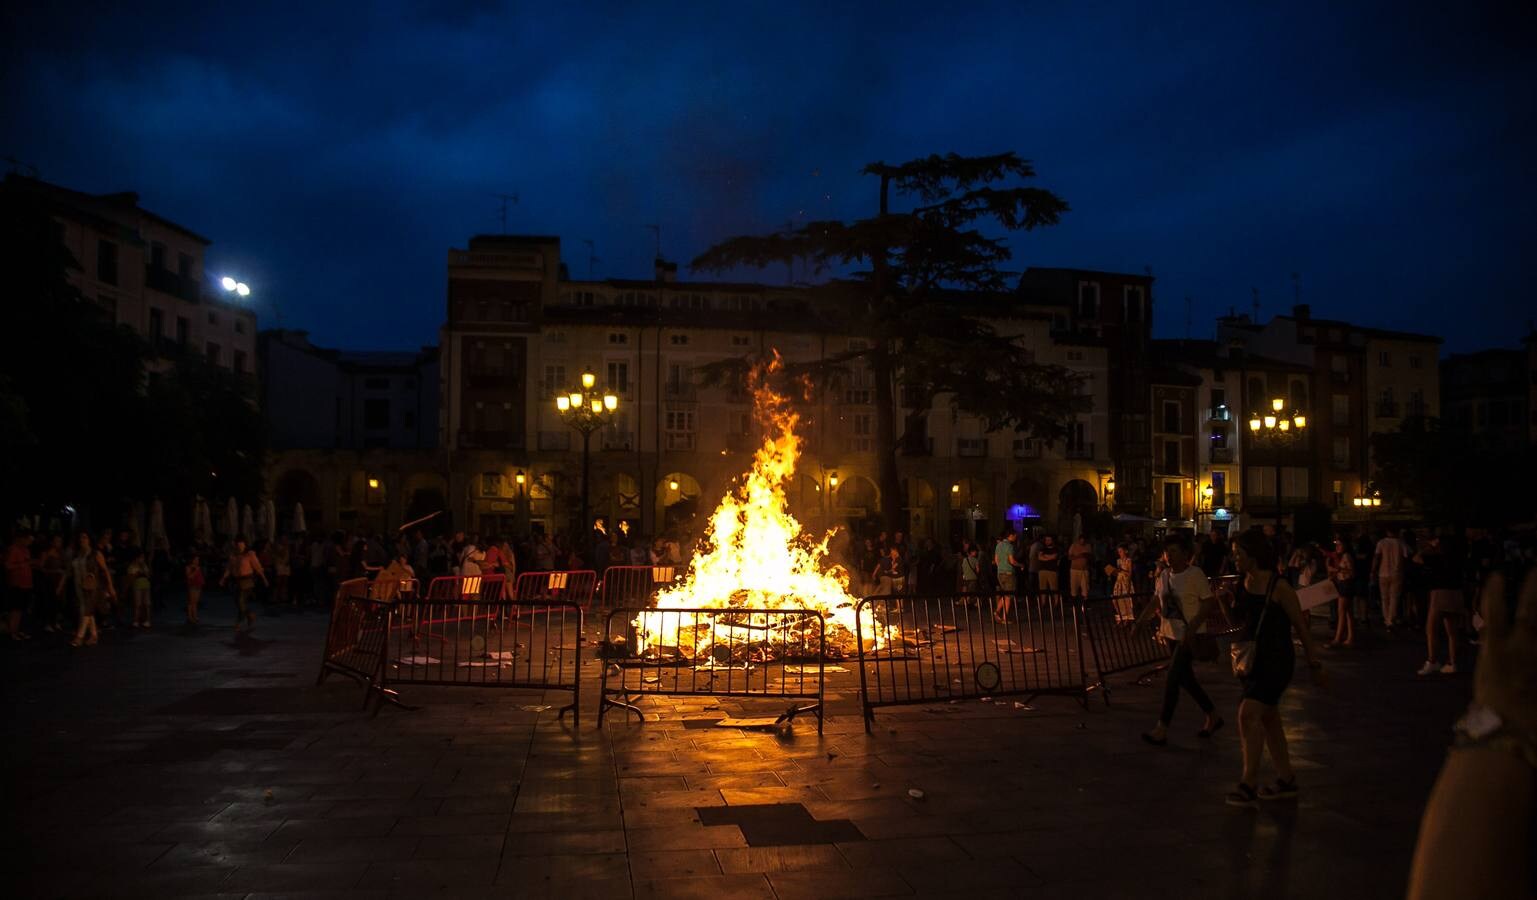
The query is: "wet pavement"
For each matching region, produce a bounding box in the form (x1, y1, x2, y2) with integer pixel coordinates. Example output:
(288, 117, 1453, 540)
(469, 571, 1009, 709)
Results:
(1, 599, 1469, 898)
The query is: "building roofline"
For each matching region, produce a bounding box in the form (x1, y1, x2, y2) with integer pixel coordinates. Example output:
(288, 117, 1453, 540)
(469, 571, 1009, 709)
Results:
(4, 174, 212, 244)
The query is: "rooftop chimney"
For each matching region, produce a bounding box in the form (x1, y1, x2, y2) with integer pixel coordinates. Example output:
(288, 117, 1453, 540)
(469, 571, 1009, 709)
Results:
(654, 258, 677, 283)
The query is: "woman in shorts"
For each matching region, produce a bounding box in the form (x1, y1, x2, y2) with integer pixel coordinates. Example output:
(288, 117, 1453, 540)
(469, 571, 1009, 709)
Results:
(1226, 529, 1326, 806)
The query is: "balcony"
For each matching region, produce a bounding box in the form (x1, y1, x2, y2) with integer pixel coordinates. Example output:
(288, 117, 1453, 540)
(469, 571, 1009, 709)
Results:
(1406, 398, 1429, 417)
(844, 388, 873, 405)
(664, 382, 698, 401)
(956, 438, 988, 458)
(725, 432, 755, 452)
(1207, 406, 1231, 422)
(601, 432, 634, 451)
(144, 266, 200, 303)
(1210, 446, 1234, 463)
(467, 371, 519, 389)
(460, 430, 521, 449)
(537, 431, 571, 451)
(1012, 439, 1042, 459)
(665, 431, 696, 451)
(900, 434, 933, 457)
(1065, 442, 1094, 460)
(1374, 399, 1400, 418)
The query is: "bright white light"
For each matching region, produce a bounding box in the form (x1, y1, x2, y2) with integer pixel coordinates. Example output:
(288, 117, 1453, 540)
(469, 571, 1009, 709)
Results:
(235, 282, 251, 297)
(221, 276, 237, 291)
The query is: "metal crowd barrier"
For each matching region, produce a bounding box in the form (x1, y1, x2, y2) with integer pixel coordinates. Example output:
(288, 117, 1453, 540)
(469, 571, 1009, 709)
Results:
(854, 591, 1089, 732)
(375, 597, 584, 720)
(1079, 593, 1166, 699)
(598, 565, 679, 608)
(316, 578, 390, 705)
(368, 576, 419, 601)
(515, 569, 598, 609)
(598, 607, 825, 733)
(425, 574, 508, 602)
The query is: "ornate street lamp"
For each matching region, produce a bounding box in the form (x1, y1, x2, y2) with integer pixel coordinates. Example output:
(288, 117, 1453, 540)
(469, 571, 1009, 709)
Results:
(554, 371, 619, 544)
(1247, 397, 1308, 530)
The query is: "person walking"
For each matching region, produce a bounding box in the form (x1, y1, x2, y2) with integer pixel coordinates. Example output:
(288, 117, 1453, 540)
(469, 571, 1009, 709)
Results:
(993, 529, 1021, 623)
(127, 548, 153, 628)
(1226, 529, 1326, 806)
(960, 544, 982, 596)
(60, 532, 112, 647)
(1373, 526, 1409, 630)
(1416, 534, 1466, 675)
(185, 552, 205, 624)
(1136, 533, 1222, 746)
(4, 529, 37, 640)
(220, 537, 267, 632)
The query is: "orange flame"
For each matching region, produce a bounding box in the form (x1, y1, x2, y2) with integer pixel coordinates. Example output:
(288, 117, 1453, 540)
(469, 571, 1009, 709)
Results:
(635, 351, 868, 657)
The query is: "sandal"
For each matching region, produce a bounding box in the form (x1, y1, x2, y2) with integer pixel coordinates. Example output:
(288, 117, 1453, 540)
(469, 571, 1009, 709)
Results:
(1258, 777, 1298, 800)
(1225, 783, 1258, 806)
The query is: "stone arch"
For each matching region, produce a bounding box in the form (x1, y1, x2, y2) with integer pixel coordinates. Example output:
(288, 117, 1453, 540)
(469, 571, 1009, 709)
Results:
(402, 471, 449, 533)
(1058, 479, 1098, 538)
(657, 472, 703, 535)
(273, 468, 322, 531)
(834, 475, 879, 513)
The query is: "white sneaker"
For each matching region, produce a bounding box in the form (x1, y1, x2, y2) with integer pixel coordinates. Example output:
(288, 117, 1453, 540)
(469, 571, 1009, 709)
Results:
(1416, 661, 1438, 676)
(1439, 664, 1457, 675)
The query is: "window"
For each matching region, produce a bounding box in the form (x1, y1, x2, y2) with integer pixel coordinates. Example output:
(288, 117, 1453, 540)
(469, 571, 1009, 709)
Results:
(364, 399, 390, 430)
(664, 408, 696, 448)
(669, 334, 689, 346)
(1378, 350, 1391, 367)
(1066, 350, 1084, 361)
(1124, 286, 1145, 322)
(176, 316, 189, 345)
(1247, 377, 1265, 409)
(234, 319, 245, 335)
(1211, 471, 1227, 506)
(607, 332, 628, 345)
(607, 361, 630, 394)
(957, 437, 987, 457)
(665, 409, 695, 431)
(1210, 427, 1229, 449)
(1409, 354, 1422, 370)
(150, 241, 167, 270)
(1077, 281, 1100, 318)
(206, 342, 221, 366)
(850, 412, 873, 452)
(1163, 440, 1180, 473)
(543, 365, 566, 392)
(1332, 436, 1350, 467)
(665, 363, 690, 394)
(731, 334, 752, 347)
(96, 239, 118, 285)
(1066, 421, 1088, 454)
(1332, 480, 1344, 507)
(481, 472, 503, 497)
(177, 252, 193, 277)
(1211, 388, 1226, 409)
(1162, 400, 1181, 434)
(1332, 394, 1350, 426)
(148, 307, 164, 339)
(232, 350, 246, 375)
(1290, 379, 1309, 410)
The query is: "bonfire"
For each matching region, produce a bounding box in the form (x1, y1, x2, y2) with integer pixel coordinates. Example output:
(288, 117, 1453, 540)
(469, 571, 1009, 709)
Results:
(633, 352, 876, 662)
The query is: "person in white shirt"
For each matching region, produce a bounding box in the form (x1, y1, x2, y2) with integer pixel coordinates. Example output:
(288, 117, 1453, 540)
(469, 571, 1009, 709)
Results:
(1372, 527, 1409, 629)
(1135, 532, 1221, 745)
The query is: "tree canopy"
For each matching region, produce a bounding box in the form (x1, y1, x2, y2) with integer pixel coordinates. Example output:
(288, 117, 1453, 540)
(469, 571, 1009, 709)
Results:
(691, 151, 1085, 532)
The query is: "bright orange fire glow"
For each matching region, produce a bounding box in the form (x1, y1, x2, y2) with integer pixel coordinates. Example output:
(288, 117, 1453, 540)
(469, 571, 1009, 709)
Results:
(635, 351, 869, 658)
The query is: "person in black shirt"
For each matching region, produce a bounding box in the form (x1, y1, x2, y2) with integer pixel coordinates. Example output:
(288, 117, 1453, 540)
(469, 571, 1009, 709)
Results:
(1415, 533, 1466, 675)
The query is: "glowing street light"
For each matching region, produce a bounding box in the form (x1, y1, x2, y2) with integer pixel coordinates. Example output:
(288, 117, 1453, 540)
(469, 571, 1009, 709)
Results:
(220, 276, 251, 298)
(1248, 396, 1309, 529)
(554, 370, 619, 544)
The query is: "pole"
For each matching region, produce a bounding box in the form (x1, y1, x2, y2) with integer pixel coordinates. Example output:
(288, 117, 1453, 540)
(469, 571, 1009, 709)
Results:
(580, 428, 592, 549)
(1275, 458, 1283, 533)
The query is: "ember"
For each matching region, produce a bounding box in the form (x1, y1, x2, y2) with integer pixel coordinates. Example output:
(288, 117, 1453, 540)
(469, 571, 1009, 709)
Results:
(634, 352, 885, 659)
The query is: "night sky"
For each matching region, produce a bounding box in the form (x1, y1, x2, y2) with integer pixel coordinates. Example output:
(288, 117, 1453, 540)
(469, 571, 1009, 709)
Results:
(3, 1, 1533, 352)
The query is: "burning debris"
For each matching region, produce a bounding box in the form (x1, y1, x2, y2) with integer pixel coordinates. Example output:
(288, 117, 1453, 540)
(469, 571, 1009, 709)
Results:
(633, 352, 889, 661)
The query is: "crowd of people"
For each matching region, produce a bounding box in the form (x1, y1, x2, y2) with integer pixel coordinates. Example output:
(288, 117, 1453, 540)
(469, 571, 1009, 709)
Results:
(0, 523, 691, 646)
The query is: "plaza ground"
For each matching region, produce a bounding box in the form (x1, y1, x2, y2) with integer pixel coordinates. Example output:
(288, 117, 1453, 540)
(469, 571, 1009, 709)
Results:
(0, 599, 1469, 899)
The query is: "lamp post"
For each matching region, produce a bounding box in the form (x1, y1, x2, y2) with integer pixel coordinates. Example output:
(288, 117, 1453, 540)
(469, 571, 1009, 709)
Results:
(514, 470, 528, 534)
(1247, 397, 1308, 531)
(1352, 486, 1382, 527)
(554, 371, 618, 547)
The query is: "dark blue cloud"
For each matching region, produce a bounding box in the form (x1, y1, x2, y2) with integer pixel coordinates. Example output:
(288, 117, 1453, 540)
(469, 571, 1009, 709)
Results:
(2, 0, 1532, 350)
